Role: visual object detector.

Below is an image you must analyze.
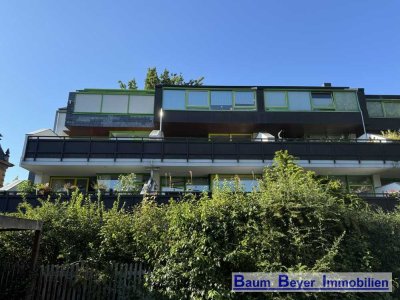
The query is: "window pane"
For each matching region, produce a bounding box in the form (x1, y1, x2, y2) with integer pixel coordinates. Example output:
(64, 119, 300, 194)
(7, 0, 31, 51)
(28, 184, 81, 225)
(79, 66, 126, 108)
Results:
(187, 91, 209, 107)
(288, 92, 311, 111)
(265, 91, 286, 108)
(366, 101, 384, 117)
(186, 178, 209, 192)
(210, 91, 233, 110)
(163, 90, 185, 110)
(347, 176, 372, 186)
(51, 178, 75, 192)
(383, 102, 400, 118)
(97, 175, 119, 191)
(312, 92, 334, 109)
(334, 92, 359, 111)
(235, 91, 255, 106)
(161, 177, 185, 192)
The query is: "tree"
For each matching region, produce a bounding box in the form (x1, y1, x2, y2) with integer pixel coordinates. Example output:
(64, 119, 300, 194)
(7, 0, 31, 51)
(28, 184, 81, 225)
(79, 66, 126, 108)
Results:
(118, 80, 127, 90)
(127, 79, 138, 90)
(119, 67, 205, 90)
(144, 67, 160, 90)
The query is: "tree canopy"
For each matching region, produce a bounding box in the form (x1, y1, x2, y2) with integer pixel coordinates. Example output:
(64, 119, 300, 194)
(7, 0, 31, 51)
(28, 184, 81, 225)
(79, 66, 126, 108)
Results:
(118, 67, 204, 90)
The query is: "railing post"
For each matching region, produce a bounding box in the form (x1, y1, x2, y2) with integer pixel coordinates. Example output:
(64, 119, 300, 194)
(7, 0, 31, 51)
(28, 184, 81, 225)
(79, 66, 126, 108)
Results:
(114, 138, 118, 162)
(211, 139, 214, 162)
(161, 139, 164, 162)
(140, 138, 144, 162)
(60, 137, 65, 161)
(236, 141, 239, 162)
(33, 137, 39, 161)
(87, 137, 92, 162)
(186, 138, 189, 162)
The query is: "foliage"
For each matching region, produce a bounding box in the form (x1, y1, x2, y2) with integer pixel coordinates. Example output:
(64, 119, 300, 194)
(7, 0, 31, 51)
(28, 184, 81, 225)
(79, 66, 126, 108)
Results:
(115, 173, 140, 193)
(144, 67, 160, 90)
(17, 180, 35, 199)
(119, 67, 204, 90)
(381, 129, 400, 140)
(119, 78, 138, 90)
(0, 191, 104, 265)
(2, 151, 400, 299)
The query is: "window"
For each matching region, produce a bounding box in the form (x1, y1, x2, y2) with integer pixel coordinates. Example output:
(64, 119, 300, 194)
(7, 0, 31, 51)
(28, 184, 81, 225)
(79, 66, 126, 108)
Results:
(186, 178, 210, 192)
(366, 101, 384, 117)
(160, 176, 208, 192)
(187, 90, 209, 107)
(97, 174, 149, 191)
(326, 175, 374, 194)
(163, 90, 186, 110)
(367, 100, 400, 118)
(234, 91, 256, 107)
(264, 91, 287, 109)
(288, 92, 312, 111)
(50, 177, 89, 193)
(210, 91, 233, 110)
(311, 92, 334, 110)
(212, 175, 260, 192)
(383, 102, 400, 118)
(333, 92, 359, 111)
(347, 176, 374, 194)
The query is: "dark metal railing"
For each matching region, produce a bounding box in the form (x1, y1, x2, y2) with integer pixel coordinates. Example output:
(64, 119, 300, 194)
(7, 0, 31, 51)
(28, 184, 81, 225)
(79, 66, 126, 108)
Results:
(0, 190, 398, 213)
(23, 136, 400, 162)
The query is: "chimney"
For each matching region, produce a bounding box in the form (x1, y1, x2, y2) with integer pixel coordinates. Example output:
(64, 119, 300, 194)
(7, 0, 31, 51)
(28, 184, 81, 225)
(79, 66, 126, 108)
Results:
(323, 82, 332, 87)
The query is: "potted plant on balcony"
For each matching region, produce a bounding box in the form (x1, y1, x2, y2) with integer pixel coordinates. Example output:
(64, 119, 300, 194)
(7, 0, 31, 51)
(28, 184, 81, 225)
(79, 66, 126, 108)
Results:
(36, 183, 52, 197)
(115, 173, 140, 195)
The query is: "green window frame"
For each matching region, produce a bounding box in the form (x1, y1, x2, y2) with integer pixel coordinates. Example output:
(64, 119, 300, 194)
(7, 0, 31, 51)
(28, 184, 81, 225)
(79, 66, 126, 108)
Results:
(326, 175, 374, 194)
(162, 88, 257, 111)
(264, 91, 289, 110)
(50, 177, 90, 193)
(186, 90, 210, 108)
(311, 92, 335, 111)
(233, 91, 257, 109)
(366, 99, 400, 118)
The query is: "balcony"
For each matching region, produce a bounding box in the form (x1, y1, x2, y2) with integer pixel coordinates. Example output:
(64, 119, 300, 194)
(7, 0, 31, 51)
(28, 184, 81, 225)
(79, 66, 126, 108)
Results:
(23, 136, 400, 162)
(0, 191, 398, 213)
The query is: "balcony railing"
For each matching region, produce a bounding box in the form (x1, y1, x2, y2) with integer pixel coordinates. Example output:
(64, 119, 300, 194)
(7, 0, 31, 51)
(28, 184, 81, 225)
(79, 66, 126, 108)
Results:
(0, 191, 398, 213)
(23, 136, 400, 162)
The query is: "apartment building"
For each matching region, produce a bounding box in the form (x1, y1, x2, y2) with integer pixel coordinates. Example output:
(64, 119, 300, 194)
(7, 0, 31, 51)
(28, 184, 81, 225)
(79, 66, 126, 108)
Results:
(20, 84, 400, 197)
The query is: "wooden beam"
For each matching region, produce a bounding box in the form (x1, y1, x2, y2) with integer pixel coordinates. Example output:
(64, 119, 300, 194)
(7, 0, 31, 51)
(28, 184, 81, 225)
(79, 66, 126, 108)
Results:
(0, 215, 43, 231)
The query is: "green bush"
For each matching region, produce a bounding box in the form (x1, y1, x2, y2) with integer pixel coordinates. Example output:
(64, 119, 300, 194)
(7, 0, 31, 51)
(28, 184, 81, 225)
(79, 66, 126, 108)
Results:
(1, 151, 400, 299)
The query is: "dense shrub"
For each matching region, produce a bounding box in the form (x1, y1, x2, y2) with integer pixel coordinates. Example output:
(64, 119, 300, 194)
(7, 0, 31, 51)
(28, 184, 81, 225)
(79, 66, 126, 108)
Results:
(1, 151, 400, 299)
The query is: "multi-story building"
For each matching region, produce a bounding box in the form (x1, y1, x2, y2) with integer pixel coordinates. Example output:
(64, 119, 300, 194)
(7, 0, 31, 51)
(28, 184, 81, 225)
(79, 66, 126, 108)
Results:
(19, 83, 400, 201)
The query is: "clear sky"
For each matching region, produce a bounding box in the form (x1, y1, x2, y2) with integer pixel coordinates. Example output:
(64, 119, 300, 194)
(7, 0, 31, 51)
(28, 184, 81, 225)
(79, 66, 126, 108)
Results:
(1, 0, 399, 183)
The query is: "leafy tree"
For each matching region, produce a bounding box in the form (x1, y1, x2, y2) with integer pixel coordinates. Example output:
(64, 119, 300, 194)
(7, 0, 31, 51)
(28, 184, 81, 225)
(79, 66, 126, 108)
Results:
(119, 67, 205, 90)
(118, 80, 127, 90)
(115, 173, 140, 193)
(127, 79, 138, 90)
(144, 67, 160, 90)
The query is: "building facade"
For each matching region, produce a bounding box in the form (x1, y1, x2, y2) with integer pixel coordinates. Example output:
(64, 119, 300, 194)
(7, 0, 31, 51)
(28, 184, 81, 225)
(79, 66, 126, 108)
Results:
(20, 84, 400, 197)
(0, 142, 13, 189)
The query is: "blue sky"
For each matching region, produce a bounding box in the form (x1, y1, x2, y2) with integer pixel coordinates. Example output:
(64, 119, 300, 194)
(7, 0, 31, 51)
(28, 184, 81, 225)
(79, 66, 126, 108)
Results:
(1, 0, 399, 183)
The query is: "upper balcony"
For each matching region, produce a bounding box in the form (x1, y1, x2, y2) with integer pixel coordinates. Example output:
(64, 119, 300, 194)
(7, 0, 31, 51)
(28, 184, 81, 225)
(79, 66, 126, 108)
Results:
(365, 95, 400, 132)
(65, 89, 155, 134)
(22, 136, 400, 163)
(154, 85, 365, 137)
